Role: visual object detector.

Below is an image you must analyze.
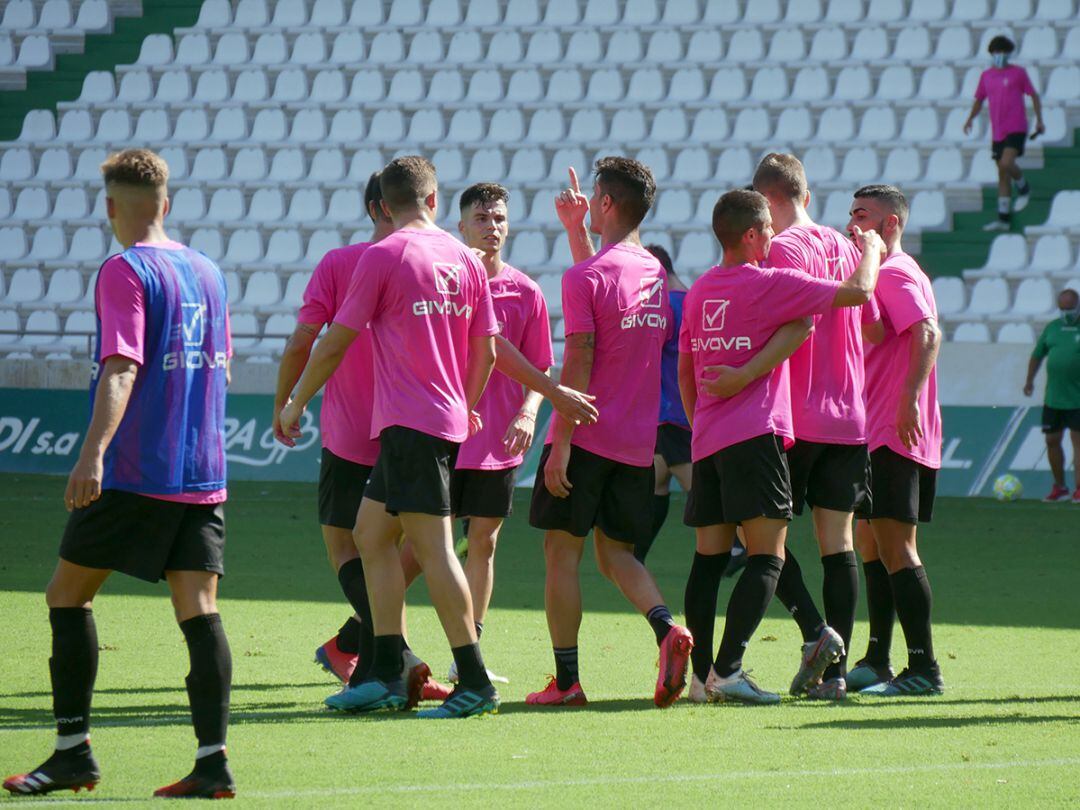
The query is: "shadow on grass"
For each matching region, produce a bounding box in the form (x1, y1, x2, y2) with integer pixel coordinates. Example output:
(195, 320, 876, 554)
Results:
(787, 713, 1080, 731)
(0, 682, 330, 700)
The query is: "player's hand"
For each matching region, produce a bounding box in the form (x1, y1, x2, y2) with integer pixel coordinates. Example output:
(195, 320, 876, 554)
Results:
(272, 402, 290, 446)
(897, 396, 923, 451)
(65, 452, 103, 512)
(1023, 381, 1034, 397)
(852, 225, 886, 259)
(544, 443, 573, 498)
(549, 384, 598, 426)
(1033, 121, 1046, 138)
(278, 400, 305, 446)
(702, 365, 751, 398)
(555, 167, 589, 232)
(503, 410, 537, 456)
(468, 410, 484, 438)
(963, 119, 973, 136)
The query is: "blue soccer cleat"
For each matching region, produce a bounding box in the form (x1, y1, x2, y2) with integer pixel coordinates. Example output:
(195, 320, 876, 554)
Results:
(845, 658, 895, 692)
(860, 666, 944, 697)
(324, 678, 408, 713)
(416, 686, 499, 719)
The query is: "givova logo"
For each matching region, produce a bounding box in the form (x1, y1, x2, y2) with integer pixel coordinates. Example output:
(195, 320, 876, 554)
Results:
(181, 303, 206, 346)
(639, 276, 664, 309)
(433, 262, 462, 296)
(703, 299, 730, 332)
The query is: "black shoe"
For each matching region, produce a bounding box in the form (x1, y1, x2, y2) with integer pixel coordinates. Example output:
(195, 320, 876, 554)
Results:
(861, 664, 944, 697)
(153, 761, 236, 799)
(3, 744, 100, 796)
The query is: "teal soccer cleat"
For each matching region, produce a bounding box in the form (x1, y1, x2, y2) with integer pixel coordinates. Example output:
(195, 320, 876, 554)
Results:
(860, 666, 944, 697)
(416, 686, 500, 719)
(324, 678, 408, 713)
(845, 658, 895, 692)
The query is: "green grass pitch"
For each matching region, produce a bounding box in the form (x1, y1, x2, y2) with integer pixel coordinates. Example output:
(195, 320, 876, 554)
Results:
(1, 474, 1078, 807)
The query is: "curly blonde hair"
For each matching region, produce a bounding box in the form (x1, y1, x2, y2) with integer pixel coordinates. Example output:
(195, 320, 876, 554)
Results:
(100, 148, 169, 188)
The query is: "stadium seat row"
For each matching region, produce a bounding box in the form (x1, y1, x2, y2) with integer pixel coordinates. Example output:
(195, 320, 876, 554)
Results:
(0, 1, 114, 35)
(935, 274, 1080, 319)
(966, 233, 1080, 279)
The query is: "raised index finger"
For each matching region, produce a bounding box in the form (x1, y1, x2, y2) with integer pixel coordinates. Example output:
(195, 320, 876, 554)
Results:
(568, 166, 580, 194)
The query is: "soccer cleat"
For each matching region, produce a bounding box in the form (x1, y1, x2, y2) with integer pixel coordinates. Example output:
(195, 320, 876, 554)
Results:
(789, 626, 845, 695)
(324, 678, 408, 713)
(845, 658, 895, 692)
(1044, 484, 1070, 502)
(401, 648, 433, 709)
(724, 546, 747, 579)
(153, 765, 236, 800)
(860, 666, 944, 697)
(525, 677, 588, 707)
(3, 747, 100, 796)
(416, 685, 499, 719)
(1013, 186, 1031, 212)
(688, 673, 710, 704)
(705, 668, 780, 705)
(982, 219, 1010, 232)
(805, 676, 848, 701)
(447, 661, 510, 685)
(1073, 487, 1080, 504)
(654, 624, 694, 707)
(314, 635, 358, 683)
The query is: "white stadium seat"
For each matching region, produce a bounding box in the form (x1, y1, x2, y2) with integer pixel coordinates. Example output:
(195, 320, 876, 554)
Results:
(966, 278, 1009, 316)
(997, 322, 1036, 343)
(932, 277, 966, 316)
(952, 322, 991, 342)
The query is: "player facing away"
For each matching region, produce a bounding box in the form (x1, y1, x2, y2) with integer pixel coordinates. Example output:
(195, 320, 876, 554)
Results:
(527, 158, 694, 708)
(280, 156, 502, 718)
(749, 153, 884, 700)
(271, 171, 449, 702)
(680, 190, 884, 705)
(4, 150, 236, 798)
(963, 35, 1045, 232)
(845, 186, 945, 697)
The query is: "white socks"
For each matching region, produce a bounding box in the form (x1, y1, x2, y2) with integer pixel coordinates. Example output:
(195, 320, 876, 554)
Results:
(55, 733, 89, 751)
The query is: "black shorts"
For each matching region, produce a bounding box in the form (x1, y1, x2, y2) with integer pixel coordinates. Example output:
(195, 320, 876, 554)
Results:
(655, 423, 692, 467)
(529, 444, 654, 545)
(787, 440, 871, 516)
(318, 448, 373, 530)
(59, 489, 225, 583)
(992, 131, 1026, 161)
(1041, 405, 1080, 433)
(451, 466, 517, 519)
(684, 433, 792, 526)
(365, 426, 459, 517)
(858, 446, 937, 525)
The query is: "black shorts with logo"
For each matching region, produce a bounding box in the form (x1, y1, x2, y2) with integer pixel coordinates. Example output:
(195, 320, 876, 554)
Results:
(787, 440, 871, 516)
(451, 466, 517, 519)
(992, 131, 1026, 161)
(655, 423, 692, 467)
(529, 444, 654, 545)
(858, 446, 937, 525)
(318, 447, 373, 530)
(59, 489, 225, 583)
(1041, 405, 1080, 433)
(365, 426, 459, 517)
(684, 433, 793, 526)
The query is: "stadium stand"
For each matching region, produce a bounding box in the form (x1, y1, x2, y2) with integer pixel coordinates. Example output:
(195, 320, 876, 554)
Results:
(0, 0, 1078, 360)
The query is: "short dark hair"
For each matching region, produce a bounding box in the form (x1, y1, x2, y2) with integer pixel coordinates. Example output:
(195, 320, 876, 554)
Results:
(1059, 288, 1079, 306)
(988, 35, 1015, 54)
(594, 156, 656, 228)
(459, 182, 509, 213)
(753, 153, 808, 202)
(712, 189, 770, 250)
(645, 244, 674, 275)
(101, 148, 168, 189)
(364, 171, 385, 223)
(853, 184, 910, 228)
(379, 155, 437, 212)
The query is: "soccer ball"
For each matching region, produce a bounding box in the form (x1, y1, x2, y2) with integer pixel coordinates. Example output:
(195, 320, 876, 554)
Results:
(992, 474, 1023, 502)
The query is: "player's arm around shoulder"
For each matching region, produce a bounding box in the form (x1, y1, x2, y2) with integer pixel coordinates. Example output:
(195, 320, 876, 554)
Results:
(832, 227, 885, 307)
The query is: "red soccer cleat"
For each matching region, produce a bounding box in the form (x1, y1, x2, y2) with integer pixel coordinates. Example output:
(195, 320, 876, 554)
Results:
(526, 677, 588, 707)
(153, 769, 235, 800)
(1044, 484, 1070, 502)
(314, 635, 358, 683)
(654, 625, 694, 708)
(421, 676, 453, 702)
(3, 746, 100, 796)
(1072, 487, 1080, 504)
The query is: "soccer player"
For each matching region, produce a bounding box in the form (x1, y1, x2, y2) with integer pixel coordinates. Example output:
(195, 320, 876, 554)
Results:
(447, 182, 555, 681)
(279, 156, 501, 718)
(844, 185, 945, 697)
(527, 159, 693, 709)
(1024, 287, 1080, 503)
(4, 150, 236, 798)
(680, 189, 884, 705)
(963, 35, 1045, 232)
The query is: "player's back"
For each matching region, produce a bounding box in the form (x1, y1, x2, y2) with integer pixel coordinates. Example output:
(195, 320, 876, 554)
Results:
(659, 288, 690, 428)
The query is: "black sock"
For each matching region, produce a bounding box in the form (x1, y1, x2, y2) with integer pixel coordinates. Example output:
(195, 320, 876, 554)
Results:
(684, 551, 729, 681)
(645, 605, 675, 645)
(335, 616, 361, 655)
(713, 555, 784, 677)
(553, 647, 579, 690)
(474, 621, 484, 640)
(635, 494, 670, 562)
(1016, 178, 1030, 194)
(338, 559, 374, 684)
(773, 547, 825, 643)
(890, 566, 935, 671)
(821, 551, 858, 680)
(862, 559, 895, 667)
(49, 607, 98, 739)
(450, 643, 492, 691)
(370, 634, 404, 683)
(193, 748, 228, 777)
(179, 613, 231, 751)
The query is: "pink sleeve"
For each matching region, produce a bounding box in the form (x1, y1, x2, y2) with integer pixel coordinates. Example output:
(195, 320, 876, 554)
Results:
(1020, 68, 1036, 96)
(334, 250, 381, 331)
(861, 294, 881, 325)
(562, 268, 596, 335)
(876, 266, 935, 336)
(763, 238, 805, 273)
(298, 253, 335, 325)
(975, 71, 988, 101)
(762, 268, 841, 323)
(95, 256, 145, 365)
(519, 285, 554, 370)
(469, 269, 499, 337)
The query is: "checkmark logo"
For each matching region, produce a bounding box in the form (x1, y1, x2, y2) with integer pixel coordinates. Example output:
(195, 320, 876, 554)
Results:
(433, 262, 462, 296)
(639, 276, 664, 309)
(181, 303, 206, 346)
(703, 299, 730, 332)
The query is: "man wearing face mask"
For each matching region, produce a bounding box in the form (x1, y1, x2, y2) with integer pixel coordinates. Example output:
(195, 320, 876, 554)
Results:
(1024, 288, 1080, 503)
(963, 35, 1045, 233)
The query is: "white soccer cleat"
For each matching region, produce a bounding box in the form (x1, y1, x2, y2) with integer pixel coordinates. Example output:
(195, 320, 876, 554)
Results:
(705, 667, 780, 705)
(982, 220, 1010, 232)
(688, 673, 711, 703)
(447, 661, 509, 684)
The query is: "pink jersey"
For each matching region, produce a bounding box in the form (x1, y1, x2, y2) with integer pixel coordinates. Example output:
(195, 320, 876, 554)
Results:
(546, 242, 670, 467)
(334, 227, 499, 443)
(298, 243, 380, 466)
(679, 263, 840, 461)
(765, 225, 880, 445)
(863, 253, 942, 469)
(96, 241, 231, 504)
(457, 264, 553, 470)
(975, 65, 1036, 141)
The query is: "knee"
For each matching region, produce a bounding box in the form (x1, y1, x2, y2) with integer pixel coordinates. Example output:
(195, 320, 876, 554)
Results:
(1045, 432, 1063, 450)
(468, 531, 498, 563)
(593, 541, 630, 582)
(879, 541, 919, 573)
